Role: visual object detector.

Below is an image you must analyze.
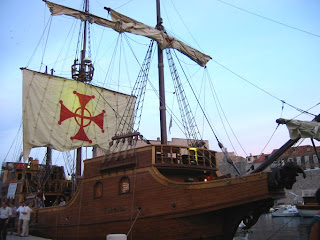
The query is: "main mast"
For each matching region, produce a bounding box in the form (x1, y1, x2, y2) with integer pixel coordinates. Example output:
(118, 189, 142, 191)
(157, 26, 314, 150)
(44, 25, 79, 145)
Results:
(156, 0, 167, 145)
(71, 0, 94, 183)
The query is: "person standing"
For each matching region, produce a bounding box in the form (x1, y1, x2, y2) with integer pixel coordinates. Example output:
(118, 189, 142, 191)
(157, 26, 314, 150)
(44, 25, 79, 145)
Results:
(16, 202, 25, 236)
(8, 203, 16, 234)
(0, 201, 12, 240)
(17, 201, 33, 237)
(37, 197, 43, 209)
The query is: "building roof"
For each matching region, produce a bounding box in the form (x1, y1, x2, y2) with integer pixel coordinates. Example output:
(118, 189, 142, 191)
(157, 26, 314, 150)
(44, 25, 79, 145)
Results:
(253, 153, 271, 163)
(279, 145, 320, 159)
(252, 145, 320, 163)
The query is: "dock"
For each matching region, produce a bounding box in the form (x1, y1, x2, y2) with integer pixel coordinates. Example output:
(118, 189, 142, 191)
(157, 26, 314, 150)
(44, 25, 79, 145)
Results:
(7, 233, 51, 240)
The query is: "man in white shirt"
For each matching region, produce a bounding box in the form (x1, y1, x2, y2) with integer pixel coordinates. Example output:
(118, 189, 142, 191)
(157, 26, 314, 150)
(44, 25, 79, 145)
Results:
(0, 201, 12, 240)
(16, 202, 25, 236)
(16, 201, 33, 237)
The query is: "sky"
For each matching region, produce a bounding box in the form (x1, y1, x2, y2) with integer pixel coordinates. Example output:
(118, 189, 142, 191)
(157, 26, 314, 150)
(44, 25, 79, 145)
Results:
(1, 0, 320, 168)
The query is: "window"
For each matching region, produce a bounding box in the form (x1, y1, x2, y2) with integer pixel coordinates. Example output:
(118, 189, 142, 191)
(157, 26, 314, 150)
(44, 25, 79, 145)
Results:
(305, 156, 309, 163)
(119, 177, 130, 194)
(313, 155, 318, 164)
(26, 173, 32, 180)
(296, 157, 301, 164)
(94, 182, 103, 199)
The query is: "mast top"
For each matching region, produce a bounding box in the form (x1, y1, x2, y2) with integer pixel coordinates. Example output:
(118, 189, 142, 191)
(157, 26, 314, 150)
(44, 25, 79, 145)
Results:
(71, 0, 94, 82)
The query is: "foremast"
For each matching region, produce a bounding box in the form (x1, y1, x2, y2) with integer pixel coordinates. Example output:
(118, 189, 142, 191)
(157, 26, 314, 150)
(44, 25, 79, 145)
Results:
(71, 0, 94, 184)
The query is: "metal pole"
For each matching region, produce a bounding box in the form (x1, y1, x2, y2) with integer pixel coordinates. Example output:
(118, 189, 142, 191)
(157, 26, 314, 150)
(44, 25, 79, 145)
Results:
(156, 0, 167, 144)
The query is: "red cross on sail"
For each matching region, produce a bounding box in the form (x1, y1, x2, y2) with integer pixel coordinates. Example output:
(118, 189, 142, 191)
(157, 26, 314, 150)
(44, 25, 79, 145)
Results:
(58, 91, 105, 143)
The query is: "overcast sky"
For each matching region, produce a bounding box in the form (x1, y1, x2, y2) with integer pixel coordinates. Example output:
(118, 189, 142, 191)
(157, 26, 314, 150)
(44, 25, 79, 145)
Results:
(1, 0, 319, 166)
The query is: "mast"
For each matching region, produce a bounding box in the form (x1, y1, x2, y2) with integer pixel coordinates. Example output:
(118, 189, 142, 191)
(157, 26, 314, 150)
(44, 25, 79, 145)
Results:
(156, 0, 167, 144)
(71, 0, 94, 183)
(81, 0, 88, 75)
(45, 67, 52, 168)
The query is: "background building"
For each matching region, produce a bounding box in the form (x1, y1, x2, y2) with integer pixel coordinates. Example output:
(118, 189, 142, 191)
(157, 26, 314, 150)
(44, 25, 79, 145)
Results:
(270, 145, 320, 170)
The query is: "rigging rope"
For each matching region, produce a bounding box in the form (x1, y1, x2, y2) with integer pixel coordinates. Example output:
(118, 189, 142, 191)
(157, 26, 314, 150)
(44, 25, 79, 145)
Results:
(166, 48, 202, 146)
(172, 51, 220, 144)
(211, 59, 317, 117)
(254, 101, 286, 160)
(39, 17, 53, 72)
(169, 0, 203, 51)
(205, 70, 240, 156)
(128, 150, 139, 239)
(215, 0, 320, 39)
(289, 102, 320, 121)
(172, 51, 243, 174)
(26, 16, 52, 69)
(114, 0, 134, 10)
(3, 121, 23, 163)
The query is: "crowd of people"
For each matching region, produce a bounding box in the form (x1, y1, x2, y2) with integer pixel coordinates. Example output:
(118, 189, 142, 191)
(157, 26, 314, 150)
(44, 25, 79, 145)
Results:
(0, 196, 66, 239)
(0, 200, 33, 239)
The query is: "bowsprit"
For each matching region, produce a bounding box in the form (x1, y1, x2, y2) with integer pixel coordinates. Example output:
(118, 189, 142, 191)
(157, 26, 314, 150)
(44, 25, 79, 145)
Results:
(58, 91, 105, 143)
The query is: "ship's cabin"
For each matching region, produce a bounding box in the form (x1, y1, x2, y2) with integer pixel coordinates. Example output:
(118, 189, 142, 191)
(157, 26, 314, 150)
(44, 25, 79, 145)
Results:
(153, 145, 224, 182)
(99, 144, 226, 183)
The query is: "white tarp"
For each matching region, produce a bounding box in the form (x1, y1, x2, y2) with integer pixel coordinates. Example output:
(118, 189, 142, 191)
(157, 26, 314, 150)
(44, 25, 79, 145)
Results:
(281, 119, 320, 141)
(23, 69, 134, 160)
(45, 1, 211, 67)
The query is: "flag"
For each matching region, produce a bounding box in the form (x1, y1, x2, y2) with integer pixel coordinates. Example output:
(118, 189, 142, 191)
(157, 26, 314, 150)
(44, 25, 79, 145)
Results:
(169, 115, 173, 134)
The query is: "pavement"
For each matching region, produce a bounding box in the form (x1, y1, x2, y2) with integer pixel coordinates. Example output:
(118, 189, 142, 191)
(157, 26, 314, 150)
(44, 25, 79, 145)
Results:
(6, 232, 51, 240)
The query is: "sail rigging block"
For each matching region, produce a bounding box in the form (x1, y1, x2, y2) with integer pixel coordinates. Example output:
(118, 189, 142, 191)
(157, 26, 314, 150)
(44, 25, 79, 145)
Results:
(45, 1, 211, 67)
(22, 69, 135, 160)
(278, 118, 320, 141)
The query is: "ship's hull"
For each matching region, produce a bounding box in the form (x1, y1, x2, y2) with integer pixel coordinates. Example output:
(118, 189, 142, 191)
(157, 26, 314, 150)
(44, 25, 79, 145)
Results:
(33, 200, 270, 240)
(31, 146, 277, 240)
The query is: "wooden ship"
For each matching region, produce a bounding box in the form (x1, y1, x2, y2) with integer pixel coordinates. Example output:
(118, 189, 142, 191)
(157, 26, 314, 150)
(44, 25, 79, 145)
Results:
(7, 0, 320, 239)
(34, 144, 275, 240)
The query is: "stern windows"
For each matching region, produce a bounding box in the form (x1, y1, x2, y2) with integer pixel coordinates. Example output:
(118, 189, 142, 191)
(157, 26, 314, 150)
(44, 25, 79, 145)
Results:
(94, 181, 103, 199)
(119, 177, 130, 194)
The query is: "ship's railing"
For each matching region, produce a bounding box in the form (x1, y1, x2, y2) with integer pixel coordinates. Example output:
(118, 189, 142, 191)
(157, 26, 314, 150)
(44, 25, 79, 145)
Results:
(154, 145, 217, 169)
(43, 180, 71, 193)
(21, 179, 71, 196)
